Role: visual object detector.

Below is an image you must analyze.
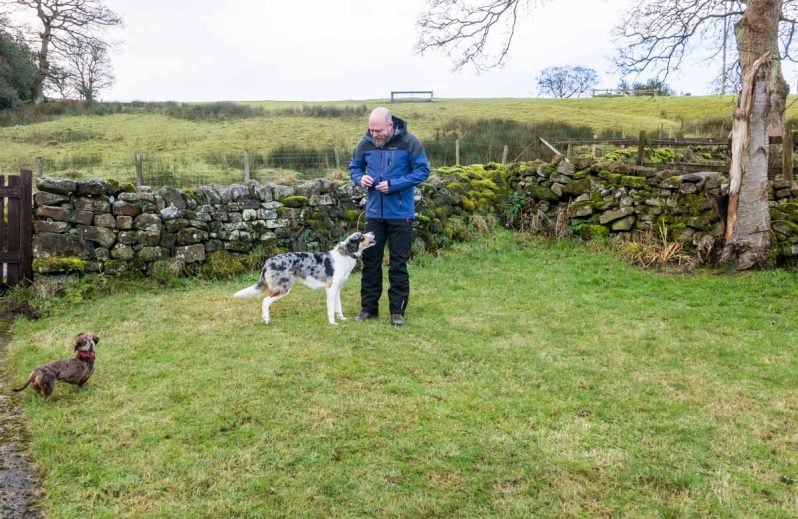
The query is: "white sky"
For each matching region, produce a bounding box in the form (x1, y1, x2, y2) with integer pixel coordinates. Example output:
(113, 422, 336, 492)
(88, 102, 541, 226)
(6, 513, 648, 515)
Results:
(32, 0, 798, 101)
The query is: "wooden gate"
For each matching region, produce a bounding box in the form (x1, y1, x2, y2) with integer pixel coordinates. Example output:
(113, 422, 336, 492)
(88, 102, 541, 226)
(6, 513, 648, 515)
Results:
(0, 169, 33, 286)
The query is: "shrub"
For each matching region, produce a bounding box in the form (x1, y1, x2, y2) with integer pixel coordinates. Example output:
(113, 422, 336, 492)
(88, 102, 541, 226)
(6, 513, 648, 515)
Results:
(272, 104, 369, 118)
(618, 221, 694, 269)
(199, 251, 246, 280)
(425, 118, 595, 166)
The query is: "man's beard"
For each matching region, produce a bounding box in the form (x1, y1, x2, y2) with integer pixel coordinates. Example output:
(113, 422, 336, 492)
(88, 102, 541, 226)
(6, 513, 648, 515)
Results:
(373, 135, 389, 147)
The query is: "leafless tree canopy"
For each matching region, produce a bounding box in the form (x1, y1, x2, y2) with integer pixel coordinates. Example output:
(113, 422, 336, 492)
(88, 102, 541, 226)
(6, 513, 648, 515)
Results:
(416, 0, 543, 71)
(51, 36, 113, 101)
(0, 0, 121, 102)
(537, 65, 597, 98)
(614, 0, 798, 84)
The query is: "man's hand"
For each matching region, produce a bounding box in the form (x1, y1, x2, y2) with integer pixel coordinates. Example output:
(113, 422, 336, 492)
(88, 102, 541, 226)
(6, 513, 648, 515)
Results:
(361, 175, 389, 193)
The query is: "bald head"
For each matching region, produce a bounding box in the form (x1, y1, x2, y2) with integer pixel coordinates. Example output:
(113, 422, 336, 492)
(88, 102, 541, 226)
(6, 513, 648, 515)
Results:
(369, 107, 392, 126)
(368, 107, 394, 147)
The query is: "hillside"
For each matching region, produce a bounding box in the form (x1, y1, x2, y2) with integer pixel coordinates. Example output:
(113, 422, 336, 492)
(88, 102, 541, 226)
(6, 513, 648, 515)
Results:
(1, 95, 796, 185)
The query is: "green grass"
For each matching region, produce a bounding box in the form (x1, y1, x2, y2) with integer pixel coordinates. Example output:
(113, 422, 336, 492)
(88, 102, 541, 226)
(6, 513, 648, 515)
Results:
(1, 95, 793, 184)
(4, 231, 798, 518)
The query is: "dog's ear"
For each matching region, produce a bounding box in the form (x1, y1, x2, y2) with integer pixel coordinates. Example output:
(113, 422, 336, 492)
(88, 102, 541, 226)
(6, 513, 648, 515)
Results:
(345, 233, 361, 254)
(91, 334, 100, 345)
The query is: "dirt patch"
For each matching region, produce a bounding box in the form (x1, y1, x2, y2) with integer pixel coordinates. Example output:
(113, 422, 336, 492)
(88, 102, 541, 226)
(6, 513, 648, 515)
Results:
(0, 317, 44, 519)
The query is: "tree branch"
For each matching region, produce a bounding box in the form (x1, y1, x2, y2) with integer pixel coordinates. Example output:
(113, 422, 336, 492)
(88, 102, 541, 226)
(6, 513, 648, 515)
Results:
(615, 0, 798, 83)
(416, 0, 539, 71)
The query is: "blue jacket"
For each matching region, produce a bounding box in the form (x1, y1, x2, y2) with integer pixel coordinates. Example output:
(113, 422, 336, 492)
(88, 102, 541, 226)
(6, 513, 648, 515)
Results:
(349, 116, 430, 220)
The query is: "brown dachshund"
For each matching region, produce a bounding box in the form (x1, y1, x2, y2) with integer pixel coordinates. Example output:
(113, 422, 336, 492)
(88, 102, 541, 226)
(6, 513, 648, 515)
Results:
(12, 332, 99, 400)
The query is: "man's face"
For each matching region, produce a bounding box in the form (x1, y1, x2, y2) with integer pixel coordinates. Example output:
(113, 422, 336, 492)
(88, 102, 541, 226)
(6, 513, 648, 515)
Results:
(369, 118, 394, 148)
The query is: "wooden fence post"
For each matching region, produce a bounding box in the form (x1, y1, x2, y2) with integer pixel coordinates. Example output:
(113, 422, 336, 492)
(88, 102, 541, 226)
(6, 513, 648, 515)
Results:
(783, 128, 794, 182)
(501, 145, 509, 164)
(455, 139, 460, 165)
(135, 153, 143, 187)
(243, 150, 251, 182)
(637, 130, 646, 165)
(334, 148, 341, 170)
(36, 156, 43, 177)
(19, 169, 32, 282)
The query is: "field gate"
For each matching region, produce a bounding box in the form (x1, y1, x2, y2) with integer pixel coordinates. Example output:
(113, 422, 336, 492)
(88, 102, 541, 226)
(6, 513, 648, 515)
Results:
(0, 169, 33, 286)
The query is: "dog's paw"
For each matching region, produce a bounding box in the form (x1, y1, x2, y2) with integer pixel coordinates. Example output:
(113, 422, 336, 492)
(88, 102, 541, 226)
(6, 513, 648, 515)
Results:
(337, 315, 347, 321)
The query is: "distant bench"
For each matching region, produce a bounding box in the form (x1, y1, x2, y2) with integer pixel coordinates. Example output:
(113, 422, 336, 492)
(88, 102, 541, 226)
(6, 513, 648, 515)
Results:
(390, 90, 434, 102)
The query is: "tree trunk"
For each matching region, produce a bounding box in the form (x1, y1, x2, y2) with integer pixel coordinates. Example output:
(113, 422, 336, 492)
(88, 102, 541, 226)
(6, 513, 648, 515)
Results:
(32, 6, 53, 105)
(33, 32, 50, 104)
(723, 0, 783, 269)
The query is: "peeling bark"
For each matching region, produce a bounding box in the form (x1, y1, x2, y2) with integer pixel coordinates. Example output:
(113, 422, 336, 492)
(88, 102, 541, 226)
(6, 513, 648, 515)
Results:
(722, 0, 782, 269)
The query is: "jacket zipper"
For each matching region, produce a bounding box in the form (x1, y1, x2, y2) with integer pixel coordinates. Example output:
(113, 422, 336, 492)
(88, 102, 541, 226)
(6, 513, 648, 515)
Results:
(380, 150, 388, 220)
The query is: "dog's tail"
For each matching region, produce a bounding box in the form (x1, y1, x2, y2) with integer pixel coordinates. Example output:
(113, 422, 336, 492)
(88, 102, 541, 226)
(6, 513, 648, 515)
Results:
(234, 284, 264, 299)
(12, 375, 32, 392)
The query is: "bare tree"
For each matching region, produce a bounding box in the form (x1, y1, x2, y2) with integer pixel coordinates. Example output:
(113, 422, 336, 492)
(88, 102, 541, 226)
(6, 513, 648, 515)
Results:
(415, 0, 797, 269)
(615, 0, 793, 269)
(719, 1, 783, 268)
(53, 36, 113, 101)
(0, 0, 121, 104)
(537, 65, 597, 98)
(416, 0, 543, 71)
(44, 59, 73, 98)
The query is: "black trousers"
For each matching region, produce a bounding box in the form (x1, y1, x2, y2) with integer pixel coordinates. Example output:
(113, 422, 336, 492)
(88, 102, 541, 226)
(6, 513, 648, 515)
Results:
(360, 218, 412, 316)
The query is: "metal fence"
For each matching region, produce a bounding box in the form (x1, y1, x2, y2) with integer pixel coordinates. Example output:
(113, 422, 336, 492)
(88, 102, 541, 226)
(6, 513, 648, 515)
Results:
(0, 134, 744, 189)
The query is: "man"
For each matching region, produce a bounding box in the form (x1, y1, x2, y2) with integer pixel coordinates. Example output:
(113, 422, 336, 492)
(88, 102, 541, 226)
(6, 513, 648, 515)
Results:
(349, 107, 430, 326)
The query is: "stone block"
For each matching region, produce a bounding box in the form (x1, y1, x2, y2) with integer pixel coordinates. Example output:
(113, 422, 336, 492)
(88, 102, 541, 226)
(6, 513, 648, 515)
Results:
(111, 243, 135, 260)
(116, 215, 134, 230)
(113, 200, 141, 217)
(134, 213, 162, 232)
(76, 179, 111, 196)
(74, 197, 111, 213)
(138, 231, 162, 247)
(33, 233, 86, 258)
(118, 231, 138, 245)
(175, 244, 205, 263)
(37, 177, 76, 194)
(34, 192, 70, 206)
(177, 227, 208, 245)
(266, 219, 289, 229)
(75, 210, 94, 225)
(599, 207, 635, 225)
(78, 225, 116, 248)
(36, 205, 72, 222)
(138, 246, 163, 262)
(94, 213, 116, 228)
(165, 218, 188, 233)
(34, 221, 69, 233)
(158, 186, 187, 209)
(309, 194, 334, 206)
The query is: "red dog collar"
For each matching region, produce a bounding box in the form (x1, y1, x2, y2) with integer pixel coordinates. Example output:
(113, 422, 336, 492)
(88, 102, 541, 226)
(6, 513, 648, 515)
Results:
(78, 351, 96, 360)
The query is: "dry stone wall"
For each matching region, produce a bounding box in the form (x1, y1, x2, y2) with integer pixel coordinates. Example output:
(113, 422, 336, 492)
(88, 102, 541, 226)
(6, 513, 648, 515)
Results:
(32, 177, 361, 276)
(30, 158, 798, 276)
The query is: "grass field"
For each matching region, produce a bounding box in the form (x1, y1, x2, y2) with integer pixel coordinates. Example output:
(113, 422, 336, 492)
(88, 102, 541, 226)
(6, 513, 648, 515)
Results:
(4, 232, 797, 518)
(1, 95, 796, 185)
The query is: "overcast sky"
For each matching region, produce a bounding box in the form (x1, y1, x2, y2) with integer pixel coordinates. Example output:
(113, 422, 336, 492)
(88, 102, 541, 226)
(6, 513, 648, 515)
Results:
(64, 0, 797, 102)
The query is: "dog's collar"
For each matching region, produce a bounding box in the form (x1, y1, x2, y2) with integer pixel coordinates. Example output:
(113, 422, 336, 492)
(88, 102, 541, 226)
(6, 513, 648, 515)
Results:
(77, 351, 96, 360)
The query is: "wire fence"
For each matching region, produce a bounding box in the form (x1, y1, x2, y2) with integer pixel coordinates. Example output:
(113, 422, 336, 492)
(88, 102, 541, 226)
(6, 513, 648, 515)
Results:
(0, 135, 739, 189)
